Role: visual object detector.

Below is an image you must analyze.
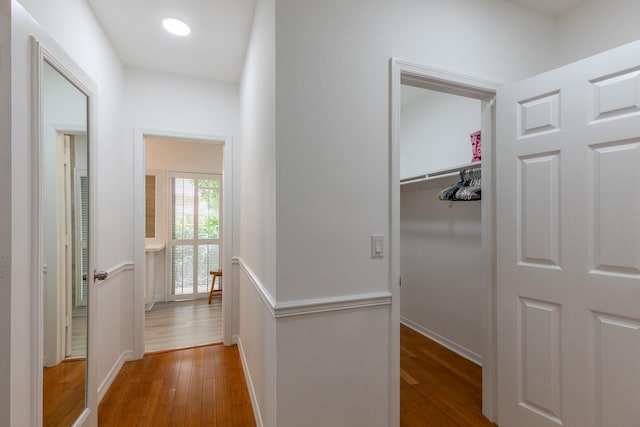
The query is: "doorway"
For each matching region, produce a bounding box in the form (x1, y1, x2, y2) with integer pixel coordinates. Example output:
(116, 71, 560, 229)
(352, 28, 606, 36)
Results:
(142, 137, 224, 353)
(132, 130, 235, 359)
(390, 60, 500, 424)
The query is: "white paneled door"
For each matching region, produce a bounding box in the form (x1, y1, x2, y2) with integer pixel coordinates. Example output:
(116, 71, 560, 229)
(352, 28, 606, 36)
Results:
(497, 40, 640, 427)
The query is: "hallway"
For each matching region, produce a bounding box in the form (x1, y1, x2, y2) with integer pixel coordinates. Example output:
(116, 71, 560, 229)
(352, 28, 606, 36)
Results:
(98, 344, 255, 426)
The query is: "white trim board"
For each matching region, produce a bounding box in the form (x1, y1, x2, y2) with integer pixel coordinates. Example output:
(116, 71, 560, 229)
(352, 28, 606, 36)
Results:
(400, 317, 482, 366)
(97, 350, 135, 403)
(107, 262, 134, 276)
(92, 261, 134, 287)
(237, 257, 392, 319)
(236, 336, 264, 427)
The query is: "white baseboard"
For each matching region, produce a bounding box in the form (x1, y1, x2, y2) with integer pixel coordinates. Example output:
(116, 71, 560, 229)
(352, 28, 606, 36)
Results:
(401, 317, 483, 366)
(145, 294, 167, 311)
(97, 350, 135, 403)
(236, 336, 264, 427)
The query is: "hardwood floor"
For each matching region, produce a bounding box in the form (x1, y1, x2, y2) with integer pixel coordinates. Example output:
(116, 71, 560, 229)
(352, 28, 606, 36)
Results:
(146, 298, 222, 353)
(99, 344, 255, 426)
(400, 324, 495, 427)
(43, 359, 86, 426)
(49, 314, 487, 426)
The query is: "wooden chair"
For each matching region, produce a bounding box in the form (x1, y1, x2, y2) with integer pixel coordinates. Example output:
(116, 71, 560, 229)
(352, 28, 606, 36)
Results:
(208, 270, 222, 304)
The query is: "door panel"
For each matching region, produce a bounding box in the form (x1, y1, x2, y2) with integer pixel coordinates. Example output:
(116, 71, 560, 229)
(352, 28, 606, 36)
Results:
(590, 313, 640, 425)
(497, 40, 640, 427)
(518, 298, 562, 423)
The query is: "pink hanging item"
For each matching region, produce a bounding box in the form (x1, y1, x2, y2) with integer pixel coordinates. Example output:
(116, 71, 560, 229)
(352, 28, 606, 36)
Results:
(470, 130, 481, 162)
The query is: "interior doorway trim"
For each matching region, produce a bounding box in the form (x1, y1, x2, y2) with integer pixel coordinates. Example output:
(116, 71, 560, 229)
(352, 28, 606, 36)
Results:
(32, 37, 99, 426)
(389, 58, 501, 424)
(132, 128, 234, 358)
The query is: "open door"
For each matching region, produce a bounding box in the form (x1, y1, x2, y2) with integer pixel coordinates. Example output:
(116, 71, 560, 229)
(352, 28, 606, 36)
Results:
(497, 40, 640, 426)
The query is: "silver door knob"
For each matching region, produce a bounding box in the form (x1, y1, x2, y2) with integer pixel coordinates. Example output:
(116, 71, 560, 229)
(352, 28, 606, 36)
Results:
(94, 270, 108, 281)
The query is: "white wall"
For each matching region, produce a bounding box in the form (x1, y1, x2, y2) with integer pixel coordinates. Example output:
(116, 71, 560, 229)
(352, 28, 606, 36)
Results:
(239, 0, 276, 298)
(555, 0, 640, 66)
(274, 0, 555, 304)
(399, 88, 484, 359)
(0, 0, 10, 423)
(237, 0, 277, 425)
(276, 308, 390, 427)
(232, 1, 557, 426)
(238, 271, 277, 427)
(401, 182, 483, 358)
(11, 0, 126, 423)
(123, 68, 240, 260)
(400, 86, 481, 179)
(124, 69, 239, 139)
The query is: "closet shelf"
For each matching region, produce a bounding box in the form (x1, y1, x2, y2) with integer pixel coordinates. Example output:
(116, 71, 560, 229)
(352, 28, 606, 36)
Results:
(400, 161, 481, 186)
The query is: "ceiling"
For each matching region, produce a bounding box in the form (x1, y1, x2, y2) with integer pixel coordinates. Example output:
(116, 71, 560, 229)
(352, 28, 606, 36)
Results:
(86, 0, 257, 83)
(505, 0, 587, 17)
(86, 0, 586, 84)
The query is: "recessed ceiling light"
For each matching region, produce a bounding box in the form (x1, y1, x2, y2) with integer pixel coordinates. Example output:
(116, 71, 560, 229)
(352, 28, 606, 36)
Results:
(162, 18, 191, 37)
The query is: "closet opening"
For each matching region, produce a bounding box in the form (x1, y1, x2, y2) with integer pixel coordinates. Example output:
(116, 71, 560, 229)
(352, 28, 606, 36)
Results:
(389, 60, 500, 425)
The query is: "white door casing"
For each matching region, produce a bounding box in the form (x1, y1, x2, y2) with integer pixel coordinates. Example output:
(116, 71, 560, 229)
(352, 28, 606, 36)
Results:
(57, 134, 72, 357)
(390, 59, 501, 425)
(497, 40, 640, 426)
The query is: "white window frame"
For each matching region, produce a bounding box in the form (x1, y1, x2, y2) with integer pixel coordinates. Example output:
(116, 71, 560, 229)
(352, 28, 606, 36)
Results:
(166, 171, 222, 300)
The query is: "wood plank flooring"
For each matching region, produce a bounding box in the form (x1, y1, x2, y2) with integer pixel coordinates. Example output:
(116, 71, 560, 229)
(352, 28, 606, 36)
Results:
(48, 314, 491, 426)
(400, 324, 495, 427)
(43, 359, 86, 426)
(145, 298, 222, 353)
(99, 344, 255, 426)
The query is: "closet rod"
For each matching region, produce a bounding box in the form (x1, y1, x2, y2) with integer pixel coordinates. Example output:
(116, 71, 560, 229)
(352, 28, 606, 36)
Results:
(427, 161, 481, 178)
(400, 174, 427, 183)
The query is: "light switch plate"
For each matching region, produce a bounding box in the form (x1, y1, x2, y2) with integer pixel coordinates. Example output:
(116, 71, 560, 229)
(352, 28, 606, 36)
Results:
(371, 234, 384, 258)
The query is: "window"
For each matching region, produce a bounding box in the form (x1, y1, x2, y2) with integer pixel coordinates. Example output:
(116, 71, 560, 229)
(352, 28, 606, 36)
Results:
(168, 172, 221, 298)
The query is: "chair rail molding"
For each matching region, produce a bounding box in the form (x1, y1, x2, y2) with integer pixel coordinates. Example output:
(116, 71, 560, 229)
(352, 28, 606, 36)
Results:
(93, 261, 134, 286)
(237, 257, 392, 319)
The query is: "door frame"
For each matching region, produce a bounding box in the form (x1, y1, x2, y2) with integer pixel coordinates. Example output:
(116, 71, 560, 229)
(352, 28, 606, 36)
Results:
(389, 58, 501, 424)
(55, 133, 72, 358)
(32, 38, 99, 426)
(132, 128, 235, 358)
